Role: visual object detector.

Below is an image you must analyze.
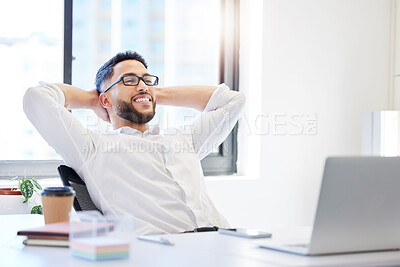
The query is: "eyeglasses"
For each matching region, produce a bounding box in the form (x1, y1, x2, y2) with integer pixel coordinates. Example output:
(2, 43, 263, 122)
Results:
(103, 74, 159, 93)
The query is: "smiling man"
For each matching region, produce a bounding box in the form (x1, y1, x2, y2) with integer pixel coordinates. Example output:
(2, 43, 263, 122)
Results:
(97, 56, 158, 131)
(23, 51, 245, 235)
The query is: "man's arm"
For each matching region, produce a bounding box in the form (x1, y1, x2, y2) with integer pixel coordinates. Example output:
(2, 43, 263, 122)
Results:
(54, 83, 110, 122)
(161, 84, 246, 160)
(23, 82, 98, 171)
(155, 86, 217, 111)
(56, 83, 215, 115)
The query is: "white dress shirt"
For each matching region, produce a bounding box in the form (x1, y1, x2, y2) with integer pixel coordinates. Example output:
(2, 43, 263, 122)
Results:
(23, 82, 245, 235)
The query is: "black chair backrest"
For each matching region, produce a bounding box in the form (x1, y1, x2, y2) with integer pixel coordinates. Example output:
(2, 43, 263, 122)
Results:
(57, 165, 102, 213)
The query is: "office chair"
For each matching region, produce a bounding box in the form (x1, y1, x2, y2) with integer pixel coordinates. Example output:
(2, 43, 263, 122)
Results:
(57, 165, 102, 214)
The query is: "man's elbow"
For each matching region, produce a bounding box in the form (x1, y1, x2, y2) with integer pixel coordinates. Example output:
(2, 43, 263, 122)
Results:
(232, 92, 246, 110)
(23, 87, 39, 115)
(236, 92, 246, 105)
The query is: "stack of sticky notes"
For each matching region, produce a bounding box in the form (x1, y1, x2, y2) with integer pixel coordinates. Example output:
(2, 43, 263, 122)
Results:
(70, 237, 130, 261)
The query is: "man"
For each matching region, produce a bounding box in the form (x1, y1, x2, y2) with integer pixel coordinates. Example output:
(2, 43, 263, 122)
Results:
(24, 51, 245, 235)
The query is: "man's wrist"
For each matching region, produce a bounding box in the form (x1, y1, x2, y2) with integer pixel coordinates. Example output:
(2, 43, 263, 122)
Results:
(154, 87, 165, 105)
(88, 89, 100, 110)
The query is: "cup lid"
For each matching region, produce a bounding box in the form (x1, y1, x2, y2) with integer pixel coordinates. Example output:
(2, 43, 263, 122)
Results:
(41, 186, 75, 197)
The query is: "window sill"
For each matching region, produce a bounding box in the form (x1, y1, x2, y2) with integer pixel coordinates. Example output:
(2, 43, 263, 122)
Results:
(0, 178, 62, 189)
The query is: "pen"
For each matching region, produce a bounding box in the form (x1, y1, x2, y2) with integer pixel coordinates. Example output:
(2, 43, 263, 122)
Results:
(137, 235, 175, 246)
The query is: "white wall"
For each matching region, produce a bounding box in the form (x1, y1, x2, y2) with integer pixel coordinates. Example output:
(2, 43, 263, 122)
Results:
(206, 0, 393, 229)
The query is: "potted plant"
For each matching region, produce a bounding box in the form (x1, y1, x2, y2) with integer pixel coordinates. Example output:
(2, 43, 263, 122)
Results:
(0, 176, 43, 214)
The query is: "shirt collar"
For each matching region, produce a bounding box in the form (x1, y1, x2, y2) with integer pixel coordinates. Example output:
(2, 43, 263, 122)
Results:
(115, 124, 160, 135)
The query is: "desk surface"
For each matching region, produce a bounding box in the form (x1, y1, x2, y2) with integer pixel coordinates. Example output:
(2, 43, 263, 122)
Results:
(2, 214, 400, 267)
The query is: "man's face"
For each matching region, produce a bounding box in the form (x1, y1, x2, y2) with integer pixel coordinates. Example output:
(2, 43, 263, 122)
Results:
(104, 60, 156, 124)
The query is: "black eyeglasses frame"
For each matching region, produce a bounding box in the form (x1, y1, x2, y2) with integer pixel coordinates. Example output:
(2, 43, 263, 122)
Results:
(103, 74, 159, 93)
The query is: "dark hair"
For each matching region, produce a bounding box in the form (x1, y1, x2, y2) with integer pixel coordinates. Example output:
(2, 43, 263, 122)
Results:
(95, 50, 148, 94)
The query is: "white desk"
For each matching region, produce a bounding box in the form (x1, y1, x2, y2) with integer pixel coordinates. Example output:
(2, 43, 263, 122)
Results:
(2, 214, 400, 267)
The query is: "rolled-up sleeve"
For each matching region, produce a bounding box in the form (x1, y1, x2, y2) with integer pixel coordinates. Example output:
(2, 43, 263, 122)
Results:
(23, 82, 94, 171)
(191, 83, 246, 160)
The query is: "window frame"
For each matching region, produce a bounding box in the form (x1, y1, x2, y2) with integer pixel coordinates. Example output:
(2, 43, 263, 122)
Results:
(63, 0, 240, 176)
(200, 0, 240, 175)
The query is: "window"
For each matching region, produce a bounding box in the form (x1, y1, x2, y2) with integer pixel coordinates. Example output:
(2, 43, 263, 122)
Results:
(0, 0, 240, 178)
(0, 0, 64, 161)
(67, 0, 240, 175)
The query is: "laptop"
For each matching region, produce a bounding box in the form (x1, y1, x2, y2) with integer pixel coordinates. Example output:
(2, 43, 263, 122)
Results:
(259, 157, 400, 256)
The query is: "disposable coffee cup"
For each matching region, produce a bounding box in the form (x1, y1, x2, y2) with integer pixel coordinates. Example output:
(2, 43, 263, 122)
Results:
(41, 187, 75, 224)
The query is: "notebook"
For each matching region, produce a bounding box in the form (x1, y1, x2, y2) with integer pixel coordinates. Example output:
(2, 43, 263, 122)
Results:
(259, 157, 400, 256)
(18, 221, 114, 247)
(18, 221, 114, 239)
